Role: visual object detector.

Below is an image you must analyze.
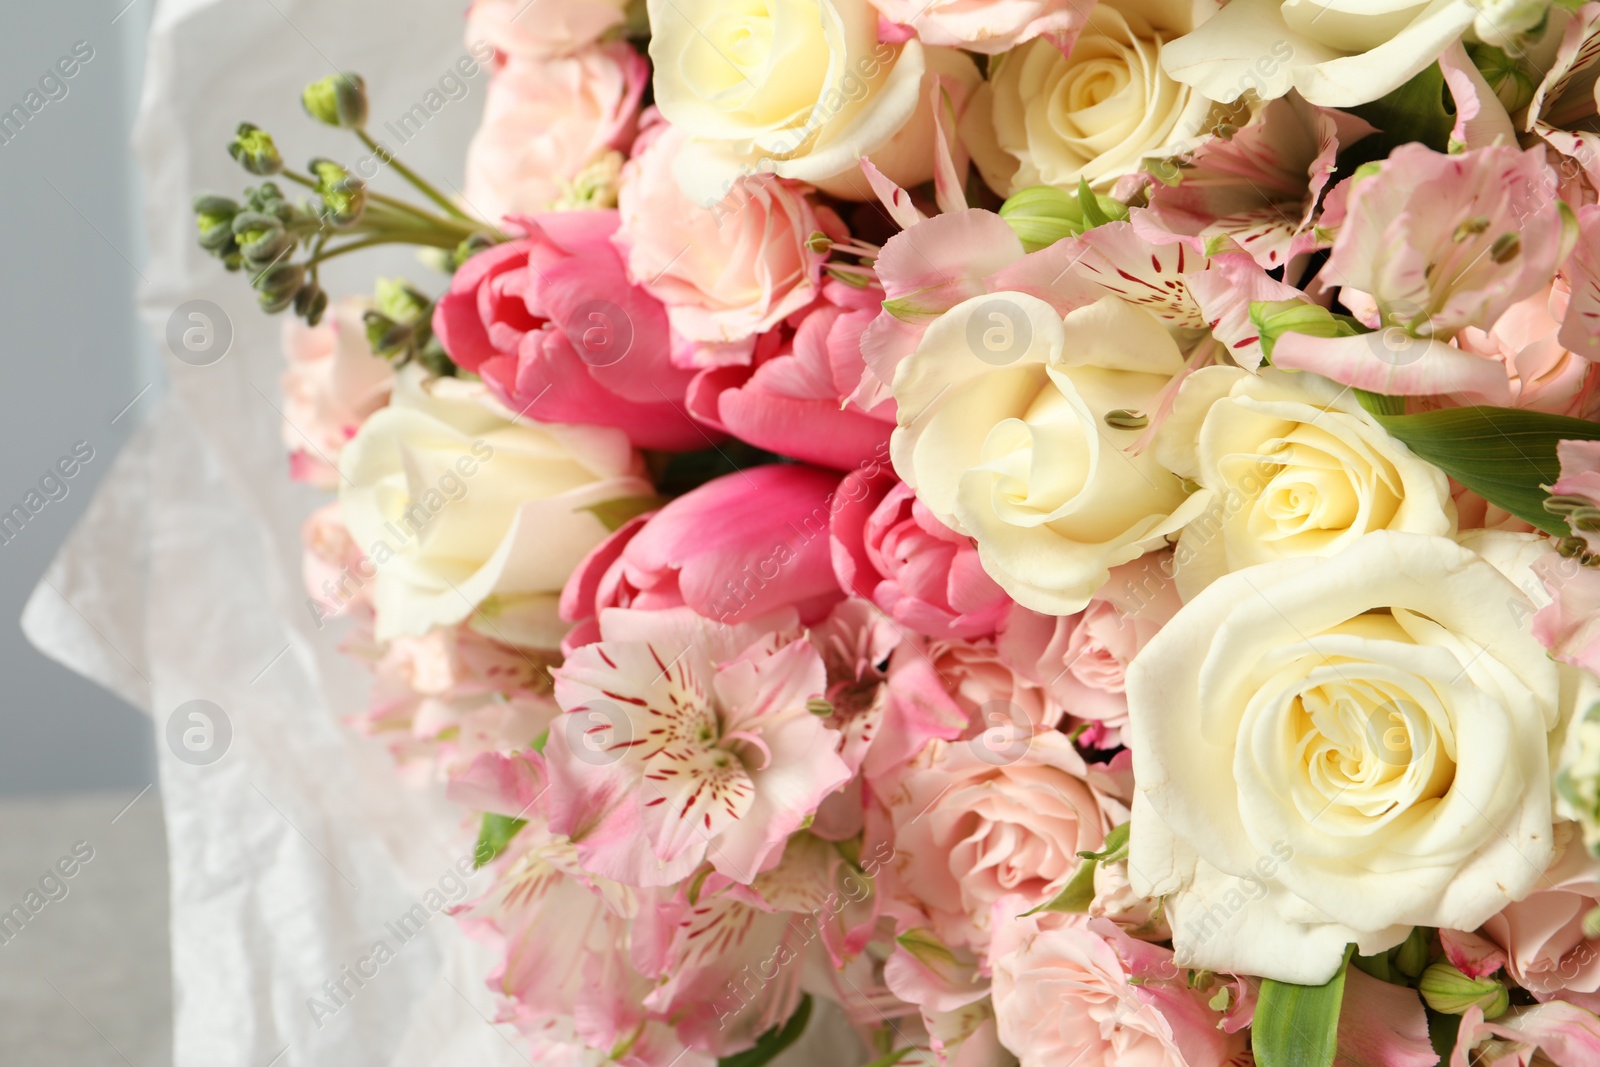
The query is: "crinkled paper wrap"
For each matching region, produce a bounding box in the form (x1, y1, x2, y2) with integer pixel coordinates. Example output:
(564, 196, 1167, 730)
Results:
(23, 1, 862, 1063)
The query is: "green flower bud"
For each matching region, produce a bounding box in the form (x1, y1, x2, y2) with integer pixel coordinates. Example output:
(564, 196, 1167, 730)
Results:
(1465, 42, 1537, 114)
(302, 73, 368, 129)
(1000, 186, 1087, 252)
(253, 261, 305, 301)
(294, 282, 329, 326)
(229, 122, 283, 176)
(1419, 960, 1509, 1018)
(1249, 300, 1363, 362)
(309, 159, 367, 224)
(363, 310, 412, 356)
(998, 185, 1129, 253)
(373, 278, 430, 325)
(193, 194, 241, 251)
(231, 211, 293, 266)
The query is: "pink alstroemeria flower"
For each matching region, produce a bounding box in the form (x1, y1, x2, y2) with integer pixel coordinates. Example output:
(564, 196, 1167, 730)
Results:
(543, 607, 851, 887)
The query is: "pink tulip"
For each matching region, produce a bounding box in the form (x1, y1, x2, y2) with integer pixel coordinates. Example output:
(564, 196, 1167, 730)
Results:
(432, 211, 707, 450)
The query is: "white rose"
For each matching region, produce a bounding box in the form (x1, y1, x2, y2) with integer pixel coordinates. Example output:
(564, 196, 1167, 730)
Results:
(963, 0, 1216, 193)
(645, 0, 967, 201)
(339, 366, 651, 646)
(1160, 0, 1477, 108)
(891, 292, 1211, 615)
(1156, 366, 1456, 597)
(1127, 531, 1564, 985)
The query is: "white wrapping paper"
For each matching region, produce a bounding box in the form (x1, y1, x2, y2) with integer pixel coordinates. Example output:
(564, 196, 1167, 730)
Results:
(23, 1, 864, 1063)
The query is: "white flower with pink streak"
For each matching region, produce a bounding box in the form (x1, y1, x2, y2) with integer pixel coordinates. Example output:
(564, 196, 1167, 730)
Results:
(543, 607, 852, 887)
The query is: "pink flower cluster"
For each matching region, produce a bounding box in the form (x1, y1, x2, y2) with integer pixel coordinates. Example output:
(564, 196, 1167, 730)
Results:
(271, 0, 1600, 1063)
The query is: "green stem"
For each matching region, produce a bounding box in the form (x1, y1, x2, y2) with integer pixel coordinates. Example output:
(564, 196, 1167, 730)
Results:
(309, 233, 456, 264)
(356, 129, 473, 222)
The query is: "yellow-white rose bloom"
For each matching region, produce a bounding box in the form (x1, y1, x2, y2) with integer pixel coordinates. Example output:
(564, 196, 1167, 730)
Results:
(890, 292, 1211, 615)
(1128, 531, 1574, 985)
(1160, 0, 1478, 108)
(1155, 366, 1457, 598)
(645, 0, 975, 202)
(339, 366, 652, 646)
(964, 0, 1219, 193)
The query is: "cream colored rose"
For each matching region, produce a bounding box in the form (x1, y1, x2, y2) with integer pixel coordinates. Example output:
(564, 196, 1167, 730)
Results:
(963, 0, 1215, 194)
(1127, 532, 1565, 985)
(1161, 0, 1477, 108)
(891, 292, 1211, 615)
(645, 0, 967, 201)
(339, 366, 651, 646)
(1156, 366, 1456, 597)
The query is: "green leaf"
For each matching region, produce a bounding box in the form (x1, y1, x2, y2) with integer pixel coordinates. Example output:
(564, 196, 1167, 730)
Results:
(1077, 178, 1114, 229)
(1346, 62, 1454, 158)
(473, 813, 526, 869)
(581, 494, 667, 532)
(1252, 947, 1353, 1067)
(719, 995, 813, 1067)
(1353, 399, 1600, 535)
(1029, 822, 1129, 914)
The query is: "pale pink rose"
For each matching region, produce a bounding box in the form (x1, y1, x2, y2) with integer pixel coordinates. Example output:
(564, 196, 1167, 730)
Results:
(1473, 824, 1600, 1011)
(572, 464, 847, 629)
(999, 555, 1182, 748)
(1277, 144, 1575, 404)
(464, 43, 647, 221)
(1451, 284, 1600, 417)
(1452, 1002, 1600, 1067)
(280, 298, 392, 488)
(362, 624, 559, 784)
(302, 503, 372, 622)
(466, 0, 630, 60)
(543, 607, 851, 887)
(887, 634, 1062, 747)
(431, 211, 706, 450)
(868, 0, 1081, 53)
(988, 906, 1246, 1067)
(831, 467, 1010, 641)
(688, 284, 896, 469)
(878, 731, 1127, 952)
(615, 121, 832, 368)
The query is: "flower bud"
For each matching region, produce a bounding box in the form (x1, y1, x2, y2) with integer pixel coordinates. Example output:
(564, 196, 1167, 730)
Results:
(311, 159, 367, 225)
(999, 185, 1128, 253)
(293, 281, 329, 325)
(1249, 300, 1362, 361)
(1464, 42, 1536, 114)
(301, 73, 369, 129)
(373, 278, 430, 324)
(229, 122, 282, 176)
(1419, 959, 1509, 1018)
(231, 211, 293, 266)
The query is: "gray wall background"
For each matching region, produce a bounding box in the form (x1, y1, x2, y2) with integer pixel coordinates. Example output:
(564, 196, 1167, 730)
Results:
(1, 0, 159, 796)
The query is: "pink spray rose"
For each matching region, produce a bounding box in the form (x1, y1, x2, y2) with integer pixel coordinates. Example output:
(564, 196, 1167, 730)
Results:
(362, 624, 559, 785)
(1451, 282, 1600, 417)
(1464, 823, 1600, 1012)
(569, 464, 847, 630)
(689, 284, 896, 470)
(988, 907, 1246, 1067)
(868, 0, 1083, 53)
(615, 121, 833, 368)
(280, 298, 392, 488)
(465, 0, 631, 60)
(464, 43, 647, 221)
(998, 554, 1183, 748)
(831, 466, 1010, 640)
(431, 211, 706, 450)
(877, 730, 1127, 952)
(543, 607, 851, 887)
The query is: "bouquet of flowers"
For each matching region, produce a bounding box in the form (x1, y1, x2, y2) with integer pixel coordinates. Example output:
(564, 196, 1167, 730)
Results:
(189, 0, 1600, 1062)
